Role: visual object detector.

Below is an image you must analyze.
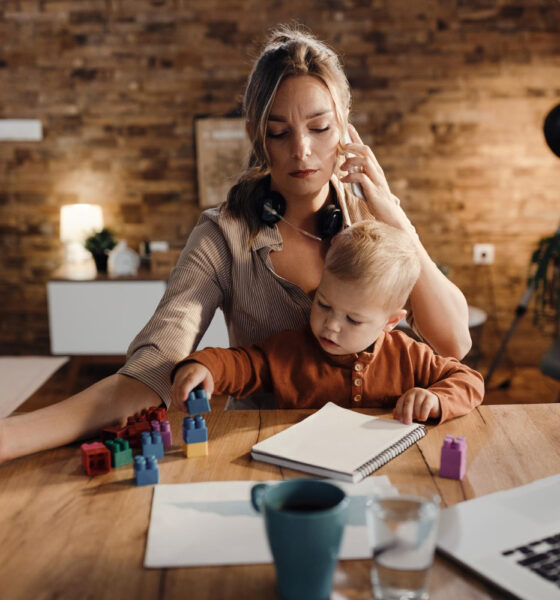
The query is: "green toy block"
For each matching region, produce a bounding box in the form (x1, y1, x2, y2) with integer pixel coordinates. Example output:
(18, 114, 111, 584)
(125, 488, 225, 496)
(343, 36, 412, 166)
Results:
(105, 438, 133, 468)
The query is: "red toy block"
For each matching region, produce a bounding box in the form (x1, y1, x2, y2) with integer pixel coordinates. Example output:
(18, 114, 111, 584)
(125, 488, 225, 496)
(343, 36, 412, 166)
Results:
(101, 425, 128, 442)
(144, 406, 168, 423)
(126, 415, 152, 448)
(81, 442, 111, 476)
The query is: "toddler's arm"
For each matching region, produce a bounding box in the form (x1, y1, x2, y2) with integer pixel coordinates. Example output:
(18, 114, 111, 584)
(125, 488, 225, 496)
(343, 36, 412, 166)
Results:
(171, 362, 214, 412)
(393, 388, 440, 425)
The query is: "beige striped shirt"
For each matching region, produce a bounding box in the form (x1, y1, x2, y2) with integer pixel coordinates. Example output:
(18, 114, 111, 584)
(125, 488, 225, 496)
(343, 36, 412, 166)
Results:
(118, 184, 417, 407)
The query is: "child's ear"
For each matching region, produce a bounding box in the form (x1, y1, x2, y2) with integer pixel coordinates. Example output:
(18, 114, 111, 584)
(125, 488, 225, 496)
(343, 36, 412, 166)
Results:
(383, 309, 407, 332)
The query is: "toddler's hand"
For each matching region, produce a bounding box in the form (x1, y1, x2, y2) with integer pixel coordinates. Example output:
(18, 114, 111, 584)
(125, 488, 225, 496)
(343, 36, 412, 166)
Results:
(393, 388, 440, 425)
(171, 362, 214, 413)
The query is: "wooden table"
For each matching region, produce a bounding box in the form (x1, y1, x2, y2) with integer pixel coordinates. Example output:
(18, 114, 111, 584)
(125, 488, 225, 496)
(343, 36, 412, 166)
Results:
(1, 404, 559, 600)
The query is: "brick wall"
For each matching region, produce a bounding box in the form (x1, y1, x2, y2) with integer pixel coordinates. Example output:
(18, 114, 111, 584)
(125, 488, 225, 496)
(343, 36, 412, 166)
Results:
(1, 1, 559, 366)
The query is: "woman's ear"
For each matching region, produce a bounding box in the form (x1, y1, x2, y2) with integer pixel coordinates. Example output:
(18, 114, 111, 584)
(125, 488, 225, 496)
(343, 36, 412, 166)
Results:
(383, 309, 407, 332)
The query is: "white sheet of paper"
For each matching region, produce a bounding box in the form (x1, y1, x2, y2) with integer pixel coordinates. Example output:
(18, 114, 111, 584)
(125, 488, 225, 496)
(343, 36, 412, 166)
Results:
(0, 356, 69, 417)
(144, 477, 394, 568)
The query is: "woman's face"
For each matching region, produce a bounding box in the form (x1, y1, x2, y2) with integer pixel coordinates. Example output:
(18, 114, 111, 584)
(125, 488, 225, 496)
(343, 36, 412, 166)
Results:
(265, 75, 340, 201)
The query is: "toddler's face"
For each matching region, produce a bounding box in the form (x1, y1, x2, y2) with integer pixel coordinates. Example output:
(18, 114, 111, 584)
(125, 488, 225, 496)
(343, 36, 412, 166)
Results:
(310, 271, 404, 356)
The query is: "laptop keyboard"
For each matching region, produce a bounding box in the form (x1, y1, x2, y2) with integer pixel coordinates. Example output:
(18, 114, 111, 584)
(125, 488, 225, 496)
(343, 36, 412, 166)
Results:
(502, 533, 560, 587)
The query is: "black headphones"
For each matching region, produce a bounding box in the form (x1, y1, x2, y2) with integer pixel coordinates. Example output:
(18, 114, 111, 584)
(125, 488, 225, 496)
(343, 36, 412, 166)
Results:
(256, 178, 343, 240)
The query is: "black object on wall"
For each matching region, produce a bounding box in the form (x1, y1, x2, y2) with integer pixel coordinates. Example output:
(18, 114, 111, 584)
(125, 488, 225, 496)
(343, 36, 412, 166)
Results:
(544, 103, 560, 158)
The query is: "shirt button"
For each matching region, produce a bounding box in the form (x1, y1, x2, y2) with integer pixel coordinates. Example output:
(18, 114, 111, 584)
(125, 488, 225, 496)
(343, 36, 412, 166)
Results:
(354, 363, 363, 372)
(353, 394, 362, 402)
(354, 378, 362, 386)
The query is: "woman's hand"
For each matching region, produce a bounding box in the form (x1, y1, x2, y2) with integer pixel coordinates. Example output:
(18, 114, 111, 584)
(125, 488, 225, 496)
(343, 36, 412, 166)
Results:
(171, 362, 214, 413)
(340, 124, 407, 230)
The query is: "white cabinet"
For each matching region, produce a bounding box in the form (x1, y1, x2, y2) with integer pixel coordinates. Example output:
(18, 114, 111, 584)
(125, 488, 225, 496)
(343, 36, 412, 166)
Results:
(47, 267, 230, 356)
(47, 276, 167, 355)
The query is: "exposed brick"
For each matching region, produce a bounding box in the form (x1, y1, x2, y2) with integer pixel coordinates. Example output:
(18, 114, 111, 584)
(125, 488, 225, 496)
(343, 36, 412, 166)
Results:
(0, 2, 558, 361)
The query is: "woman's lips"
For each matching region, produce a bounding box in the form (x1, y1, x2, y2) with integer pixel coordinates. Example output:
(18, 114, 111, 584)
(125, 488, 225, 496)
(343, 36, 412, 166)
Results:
(290, 169, 317, 178)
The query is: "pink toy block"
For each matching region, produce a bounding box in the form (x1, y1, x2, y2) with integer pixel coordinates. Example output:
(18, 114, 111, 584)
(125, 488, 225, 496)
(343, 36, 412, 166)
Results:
(439, 435, 467, 480)
(151, 419, 172, 448)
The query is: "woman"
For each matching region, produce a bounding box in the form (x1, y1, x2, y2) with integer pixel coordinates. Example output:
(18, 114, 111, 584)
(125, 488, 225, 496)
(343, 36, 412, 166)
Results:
(0, 26, 470, 462)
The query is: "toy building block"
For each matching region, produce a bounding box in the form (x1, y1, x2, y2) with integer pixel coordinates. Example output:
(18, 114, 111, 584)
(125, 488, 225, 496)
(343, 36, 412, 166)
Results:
(185, 387, 211, 415)
(134, 456, 159, 486)
(101, 425, 127, 442)
(182, 415, 208, 445)
(152, 419, 172, 448)
(126, 415, 152, 448)
(145, 405, 168, 423)
(105, 438, 133, 468)
(141, 431, 164, 459)
(440, 435, 467, 480)
(81, 442, 111, 476)
(184, 440, 208, 458)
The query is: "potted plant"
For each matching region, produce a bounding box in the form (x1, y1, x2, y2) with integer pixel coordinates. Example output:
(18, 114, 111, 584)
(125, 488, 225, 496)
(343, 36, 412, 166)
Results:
(85, 228, 117, 273)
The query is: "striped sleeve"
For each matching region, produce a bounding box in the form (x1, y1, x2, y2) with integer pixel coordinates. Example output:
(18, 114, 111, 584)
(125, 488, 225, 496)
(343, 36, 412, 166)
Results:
(118, 216, 232, 405)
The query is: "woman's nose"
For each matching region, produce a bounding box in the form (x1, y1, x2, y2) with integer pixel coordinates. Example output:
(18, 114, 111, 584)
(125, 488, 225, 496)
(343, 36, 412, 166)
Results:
(291, 132, 311, 160)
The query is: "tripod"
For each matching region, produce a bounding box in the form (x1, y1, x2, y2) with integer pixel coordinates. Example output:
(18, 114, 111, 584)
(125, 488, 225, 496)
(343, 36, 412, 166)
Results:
(484, 223, 560, 388)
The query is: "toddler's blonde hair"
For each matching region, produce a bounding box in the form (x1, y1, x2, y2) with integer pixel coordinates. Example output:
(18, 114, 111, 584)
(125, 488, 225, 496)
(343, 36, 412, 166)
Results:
(325, 220, 421, 311)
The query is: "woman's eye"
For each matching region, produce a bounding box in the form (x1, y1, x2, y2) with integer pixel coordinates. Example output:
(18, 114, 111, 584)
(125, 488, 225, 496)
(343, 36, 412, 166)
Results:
(311, 126, 330, 133)
(318, 301, 330, 310)
(267, 131, 287, 139)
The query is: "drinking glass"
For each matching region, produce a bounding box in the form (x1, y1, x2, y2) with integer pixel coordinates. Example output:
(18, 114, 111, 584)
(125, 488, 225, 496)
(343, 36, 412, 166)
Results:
(366, 483, 440, 600)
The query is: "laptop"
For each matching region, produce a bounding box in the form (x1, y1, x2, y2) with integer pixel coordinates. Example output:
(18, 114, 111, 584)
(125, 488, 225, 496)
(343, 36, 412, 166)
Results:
(437, 473, 560, 600)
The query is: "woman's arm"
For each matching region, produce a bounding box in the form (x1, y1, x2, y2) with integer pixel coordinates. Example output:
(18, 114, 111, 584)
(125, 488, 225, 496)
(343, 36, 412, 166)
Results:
(408, 244, 471, 359)
(0, 374, 159, 464)
(341, 125, 471, 359)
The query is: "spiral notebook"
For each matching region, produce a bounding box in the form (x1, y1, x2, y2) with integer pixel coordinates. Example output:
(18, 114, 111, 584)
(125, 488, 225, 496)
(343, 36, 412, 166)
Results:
(251, 402, 426, 483)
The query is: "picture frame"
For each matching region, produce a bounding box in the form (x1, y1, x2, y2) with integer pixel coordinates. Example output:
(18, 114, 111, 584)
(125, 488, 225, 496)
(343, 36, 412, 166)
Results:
(195, 117, 251, 208)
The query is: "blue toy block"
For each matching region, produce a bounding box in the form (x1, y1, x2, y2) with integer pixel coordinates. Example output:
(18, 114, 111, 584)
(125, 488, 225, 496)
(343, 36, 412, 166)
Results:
(185, 387, 211, 415)
(440, 434, 467, 480)
(134, 455, 159, 486)
(104, 438, 133, 467)
(141, 431, 164, 459)
(182, 415, 208, 445)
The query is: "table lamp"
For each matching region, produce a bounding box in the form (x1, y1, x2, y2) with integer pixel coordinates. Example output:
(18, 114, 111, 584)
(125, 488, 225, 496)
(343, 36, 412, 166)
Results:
(60, 203, 104, 266)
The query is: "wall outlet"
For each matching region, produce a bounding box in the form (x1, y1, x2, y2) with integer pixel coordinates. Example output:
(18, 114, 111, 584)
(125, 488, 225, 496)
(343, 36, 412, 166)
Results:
(473, 243, 495, 265)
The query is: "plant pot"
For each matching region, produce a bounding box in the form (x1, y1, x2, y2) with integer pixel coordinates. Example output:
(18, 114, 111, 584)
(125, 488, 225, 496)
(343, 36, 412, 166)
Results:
(93, 253, 108, 273)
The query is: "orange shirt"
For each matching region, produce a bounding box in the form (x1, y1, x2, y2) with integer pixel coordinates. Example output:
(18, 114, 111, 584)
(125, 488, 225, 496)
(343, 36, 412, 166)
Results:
(180, 326, 484, 423)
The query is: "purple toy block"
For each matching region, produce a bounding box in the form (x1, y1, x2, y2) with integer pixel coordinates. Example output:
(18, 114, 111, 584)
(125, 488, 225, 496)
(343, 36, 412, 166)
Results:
(439, 434, 467, 480)
(134, 455, 159, 486)
(151, 419, 172, 448)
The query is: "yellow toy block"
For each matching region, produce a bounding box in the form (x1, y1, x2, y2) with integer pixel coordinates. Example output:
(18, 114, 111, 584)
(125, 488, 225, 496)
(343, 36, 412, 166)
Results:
(184, 440, 208, 458)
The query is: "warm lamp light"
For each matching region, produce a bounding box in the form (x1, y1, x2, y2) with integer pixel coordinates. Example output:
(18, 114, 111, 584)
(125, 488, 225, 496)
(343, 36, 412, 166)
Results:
(60, 204, 104, 267)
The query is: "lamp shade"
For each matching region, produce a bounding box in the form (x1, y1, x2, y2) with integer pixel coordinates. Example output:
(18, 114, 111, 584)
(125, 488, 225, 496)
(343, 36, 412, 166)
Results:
(60, 204, 103, 243)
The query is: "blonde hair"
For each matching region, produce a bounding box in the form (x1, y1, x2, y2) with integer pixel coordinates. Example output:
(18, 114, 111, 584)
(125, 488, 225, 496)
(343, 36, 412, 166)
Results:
(225, 24, 366, 238)
(325, 220, 421, 311)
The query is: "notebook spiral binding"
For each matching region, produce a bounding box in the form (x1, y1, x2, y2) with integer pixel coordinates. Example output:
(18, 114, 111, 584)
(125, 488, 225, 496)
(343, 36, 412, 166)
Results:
(356, 425, 427, 479)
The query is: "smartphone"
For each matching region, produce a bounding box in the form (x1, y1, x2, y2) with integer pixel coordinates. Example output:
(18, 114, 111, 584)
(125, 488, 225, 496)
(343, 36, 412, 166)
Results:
(343, 130, 365, 200)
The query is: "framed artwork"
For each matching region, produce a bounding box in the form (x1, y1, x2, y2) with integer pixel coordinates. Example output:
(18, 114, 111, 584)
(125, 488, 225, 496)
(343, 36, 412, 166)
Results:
(195, 117, 251, 208)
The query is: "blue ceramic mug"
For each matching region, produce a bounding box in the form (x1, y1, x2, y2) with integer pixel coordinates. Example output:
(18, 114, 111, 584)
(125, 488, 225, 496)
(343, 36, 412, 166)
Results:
(251, 479, 349, 600)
